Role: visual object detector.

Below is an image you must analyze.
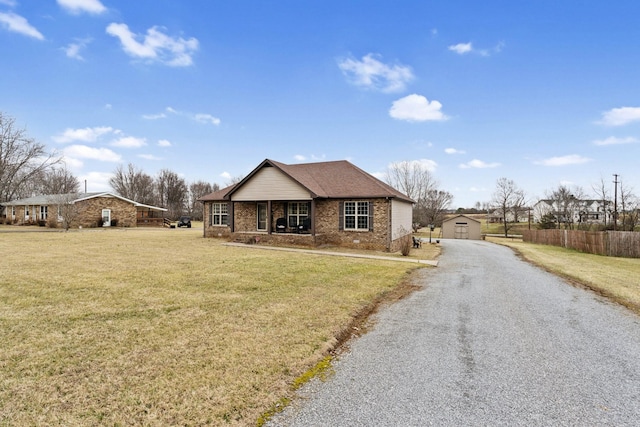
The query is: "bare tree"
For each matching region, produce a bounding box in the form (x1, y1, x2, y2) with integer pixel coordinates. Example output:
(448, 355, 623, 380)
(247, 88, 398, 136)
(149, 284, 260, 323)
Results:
(48, 193, 80, 230)
(592, 176, 611, 228)
(421, 189, 454, 228)
(187, 180, 218, 220)
(491, 178, 526, 237)
(385, 160, 451, 229)
(545, 184, 586, 229)
(0, 112, 61, 202)
(619, 180, 638, 231)
(109, 163, 155, 204)
(40, 166, 80, 195)
(156, 168, 187, 219)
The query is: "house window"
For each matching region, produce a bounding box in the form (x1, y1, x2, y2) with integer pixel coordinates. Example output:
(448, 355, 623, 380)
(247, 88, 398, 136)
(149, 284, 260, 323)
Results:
(11, 206, 15, 218)
(257, 203, 267, 231)
(288, 202, 308, 227)
(344, 201, 369, 230)
(210, 202, 228, 226)
(25, 205, 29, 219)
(40, 205, 48, 220)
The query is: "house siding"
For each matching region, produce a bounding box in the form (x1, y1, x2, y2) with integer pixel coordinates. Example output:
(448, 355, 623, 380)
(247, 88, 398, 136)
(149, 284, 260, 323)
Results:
(391, 199, 413, 240)
(232, 167, 312, 201)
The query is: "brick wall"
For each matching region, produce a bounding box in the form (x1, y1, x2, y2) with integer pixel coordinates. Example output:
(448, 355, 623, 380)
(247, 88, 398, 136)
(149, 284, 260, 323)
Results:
(203, 198, 407, 252)
(74, 197, 137, 228)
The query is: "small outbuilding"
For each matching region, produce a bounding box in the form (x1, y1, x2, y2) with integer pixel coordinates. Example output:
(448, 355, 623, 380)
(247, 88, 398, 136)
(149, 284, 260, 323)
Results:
(441, 215, 482, 240)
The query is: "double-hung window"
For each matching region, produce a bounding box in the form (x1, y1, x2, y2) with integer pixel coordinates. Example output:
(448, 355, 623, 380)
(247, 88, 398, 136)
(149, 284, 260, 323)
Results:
(40, 205, 48, 220)
(288, 202, 309, 227)
(210, 202, 228, 226)
(344, 201, 370, 230)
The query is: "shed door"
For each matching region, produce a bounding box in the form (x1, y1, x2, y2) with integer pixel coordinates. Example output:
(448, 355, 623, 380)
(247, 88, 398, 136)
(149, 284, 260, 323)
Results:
(454, 222, 469, 239)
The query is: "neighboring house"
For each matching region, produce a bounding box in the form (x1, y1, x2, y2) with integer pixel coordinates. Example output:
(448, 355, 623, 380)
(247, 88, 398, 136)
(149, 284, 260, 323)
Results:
(533, 199, 611, 226)
(441, 215, 482, 240)
(1, 192, 167, 228)
(198, 159, 415, 252)
(487, 207, 530, 224)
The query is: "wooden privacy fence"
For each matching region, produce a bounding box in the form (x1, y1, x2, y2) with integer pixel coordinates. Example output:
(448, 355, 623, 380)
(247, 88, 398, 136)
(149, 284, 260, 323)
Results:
(522, 229, 640, 258)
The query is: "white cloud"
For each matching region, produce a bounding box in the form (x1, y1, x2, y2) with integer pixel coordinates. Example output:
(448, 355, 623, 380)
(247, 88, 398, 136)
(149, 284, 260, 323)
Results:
(64, 38, 91, 60)
(158, 139, 171, 147)
(593, 136, 638, 146)
(158, 107, 221, 125)
(389, 94, 448, 122)
(111, 136, 147, 148)
(64, 145, 121, 162)
(598, 107, 640, 126)
(0, 0, 17, 7)
(79, 171, 113, 192)
(53, 126, 115, 143)
(57, 0, 106, 15)
(106, 23, 199, 67)
(0, 12, 44, 40)
(142, 112, 167, 120)
(220, 171, 232, 180)
(534, 154, 592, 166)
(294, 155, 306, 161)
(337, 53, 414, 93)
(459, 159, 501, 169)
(138, 154, 162, 161)
(445, 147, 465, 154)
(194, 113, 221, 125)
(388, 158, 438, 172)
(449, 41, 504, 57)
(448, 42, 472, 55)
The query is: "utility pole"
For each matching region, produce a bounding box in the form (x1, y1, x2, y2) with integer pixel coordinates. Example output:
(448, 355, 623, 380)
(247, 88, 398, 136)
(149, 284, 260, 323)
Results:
(613, 174, 619, 231)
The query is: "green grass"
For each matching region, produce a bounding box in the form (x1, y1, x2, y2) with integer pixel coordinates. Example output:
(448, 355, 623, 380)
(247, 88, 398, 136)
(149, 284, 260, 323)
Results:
(0, 227, 430, 426)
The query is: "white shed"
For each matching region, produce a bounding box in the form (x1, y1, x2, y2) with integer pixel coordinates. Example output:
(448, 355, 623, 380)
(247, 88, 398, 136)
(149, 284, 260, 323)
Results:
(441, 215, 482, 240)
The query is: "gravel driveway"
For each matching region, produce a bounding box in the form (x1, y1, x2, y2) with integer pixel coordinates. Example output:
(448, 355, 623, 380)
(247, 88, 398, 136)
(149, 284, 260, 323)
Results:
(269, 239, 640, 426)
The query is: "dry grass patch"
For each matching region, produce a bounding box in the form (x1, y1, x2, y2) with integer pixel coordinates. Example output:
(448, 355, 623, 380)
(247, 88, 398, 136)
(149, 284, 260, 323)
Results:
(0, 228, 428, 426)
(489, 237, 640, 314)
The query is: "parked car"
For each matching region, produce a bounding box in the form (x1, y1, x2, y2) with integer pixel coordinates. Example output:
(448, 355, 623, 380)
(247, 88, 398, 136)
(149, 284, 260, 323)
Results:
(176, 216, 191, 228)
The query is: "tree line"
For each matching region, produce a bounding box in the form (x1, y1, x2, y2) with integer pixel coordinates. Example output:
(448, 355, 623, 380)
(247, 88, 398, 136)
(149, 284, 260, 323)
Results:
(489, 176, 639, 235)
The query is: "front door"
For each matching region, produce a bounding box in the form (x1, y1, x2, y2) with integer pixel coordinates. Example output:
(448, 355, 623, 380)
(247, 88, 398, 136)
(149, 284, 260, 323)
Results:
(257, 203, 267, 231)
(102, 209, 111, 227)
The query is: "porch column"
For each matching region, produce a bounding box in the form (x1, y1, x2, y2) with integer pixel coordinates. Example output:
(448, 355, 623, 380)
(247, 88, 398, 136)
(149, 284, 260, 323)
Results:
(229, 201, 235, 232)
(310, 199, 316, 235)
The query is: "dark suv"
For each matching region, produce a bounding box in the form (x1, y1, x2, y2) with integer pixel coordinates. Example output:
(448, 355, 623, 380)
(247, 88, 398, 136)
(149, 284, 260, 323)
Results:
(176, 216, 191, 228)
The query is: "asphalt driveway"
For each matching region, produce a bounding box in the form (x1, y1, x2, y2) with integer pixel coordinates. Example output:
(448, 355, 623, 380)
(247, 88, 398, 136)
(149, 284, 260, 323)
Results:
(269, 239, 640, 426)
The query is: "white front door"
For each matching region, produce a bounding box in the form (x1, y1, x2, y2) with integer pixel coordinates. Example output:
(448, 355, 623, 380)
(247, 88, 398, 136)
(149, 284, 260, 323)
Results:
(102, 209, 111, 227)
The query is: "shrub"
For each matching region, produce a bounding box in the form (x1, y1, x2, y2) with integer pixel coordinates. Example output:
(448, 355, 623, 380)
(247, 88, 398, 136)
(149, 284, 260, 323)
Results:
(399, 234, 412, 256)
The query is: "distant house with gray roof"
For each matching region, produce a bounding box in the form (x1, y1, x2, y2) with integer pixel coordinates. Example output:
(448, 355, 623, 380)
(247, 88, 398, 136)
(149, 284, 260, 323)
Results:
(198, 159, 414, 252)
(1, 192, 167, 228)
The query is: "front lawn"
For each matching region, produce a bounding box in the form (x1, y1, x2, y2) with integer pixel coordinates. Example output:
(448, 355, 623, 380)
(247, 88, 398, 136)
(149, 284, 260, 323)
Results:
(0, 228, 429, 426)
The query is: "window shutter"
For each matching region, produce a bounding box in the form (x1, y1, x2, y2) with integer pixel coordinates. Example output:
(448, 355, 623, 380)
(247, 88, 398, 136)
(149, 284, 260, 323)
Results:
(368, 201, 374, 231)
(284, 203, 288, 226)
(339, 201, 344, 231)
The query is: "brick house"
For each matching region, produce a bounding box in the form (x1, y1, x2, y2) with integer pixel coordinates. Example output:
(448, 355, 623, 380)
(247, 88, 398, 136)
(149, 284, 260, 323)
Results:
(1, 192, 167, 228)
(198, 159, 415, 252)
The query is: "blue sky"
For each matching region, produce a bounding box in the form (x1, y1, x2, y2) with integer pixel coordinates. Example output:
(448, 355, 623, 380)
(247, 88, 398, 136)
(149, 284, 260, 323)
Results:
(2, 0, 640, 208)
